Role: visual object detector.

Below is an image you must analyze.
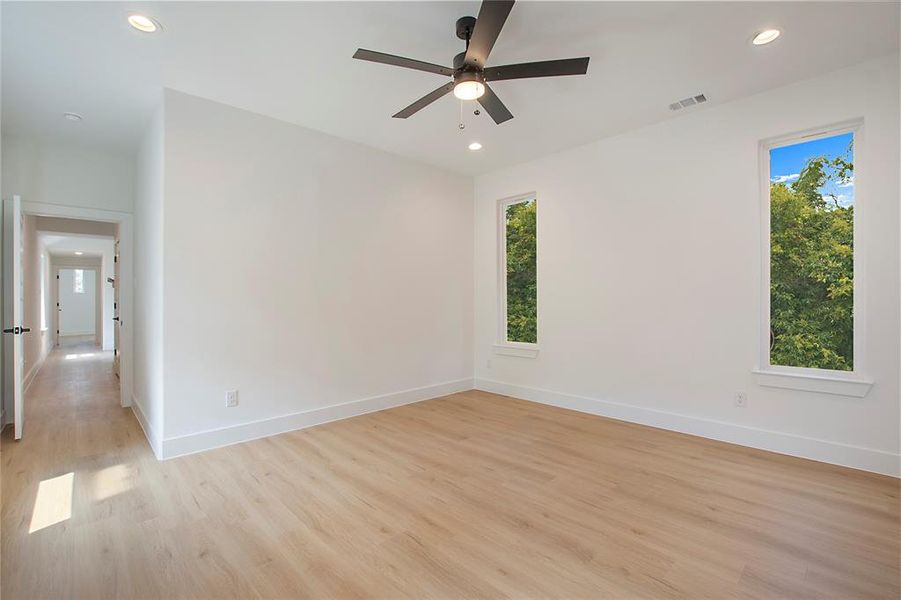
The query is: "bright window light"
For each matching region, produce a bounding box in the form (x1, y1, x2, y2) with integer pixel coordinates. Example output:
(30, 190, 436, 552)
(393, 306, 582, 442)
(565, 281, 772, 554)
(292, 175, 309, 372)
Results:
(92, 464, 132, 501)
(29, 472, 74, 533)
(73, 269, 85, 294)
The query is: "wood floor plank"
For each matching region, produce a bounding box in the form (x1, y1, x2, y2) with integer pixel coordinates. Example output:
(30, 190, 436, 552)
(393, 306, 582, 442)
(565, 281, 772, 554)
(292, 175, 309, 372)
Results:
(2, 344, 898, 599)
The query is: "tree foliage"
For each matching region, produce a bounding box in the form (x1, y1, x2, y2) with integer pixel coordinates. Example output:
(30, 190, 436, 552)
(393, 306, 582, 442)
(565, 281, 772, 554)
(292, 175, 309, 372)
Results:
(506, 200, 537, 343)
(770, 143, 853, 370)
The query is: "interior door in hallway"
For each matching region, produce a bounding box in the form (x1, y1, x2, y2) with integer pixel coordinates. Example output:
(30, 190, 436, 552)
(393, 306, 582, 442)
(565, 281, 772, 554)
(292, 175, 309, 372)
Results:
(2, 196, 29, 439)
(112, 237, 120, 378)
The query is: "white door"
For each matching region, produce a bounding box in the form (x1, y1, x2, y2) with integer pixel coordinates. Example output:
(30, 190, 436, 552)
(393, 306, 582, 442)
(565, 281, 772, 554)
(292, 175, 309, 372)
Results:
(2, 196, 28, 439)
(112, 238, 120, 378)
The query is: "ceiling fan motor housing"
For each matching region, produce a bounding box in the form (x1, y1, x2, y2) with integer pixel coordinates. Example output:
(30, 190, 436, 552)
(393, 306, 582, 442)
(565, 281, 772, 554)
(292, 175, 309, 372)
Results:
(454, 69, 485, 87)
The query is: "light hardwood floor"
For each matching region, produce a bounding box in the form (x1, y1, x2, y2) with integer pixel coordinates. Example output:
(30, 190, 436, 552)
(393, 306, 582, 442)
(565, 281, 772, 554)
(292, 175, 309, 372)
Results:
(2, 345, 899, 599)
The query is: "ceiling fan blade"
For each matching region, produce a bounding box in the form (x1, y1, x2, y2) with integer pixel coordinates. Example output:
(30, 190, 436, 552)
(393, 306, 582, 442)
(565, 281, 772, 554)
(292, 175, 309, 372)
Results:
(463, 0, 515, 68)
(392, 82, 455, 119)
(484, 57, 590, 82)
(478, 84, 513, 124)
(353, 49, 454, 76)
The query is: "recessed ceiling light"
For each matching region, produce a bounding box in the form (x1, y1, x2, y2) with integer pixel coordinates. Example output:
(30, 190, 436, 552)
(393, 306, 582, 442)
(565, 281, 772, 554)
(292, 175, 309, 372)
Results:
(128, 14, 160, 33)
(74, 251, 83, 255)
(63, 112, 83, 122)
(752, 29, 781, 45)
(468, 142, 483, 151)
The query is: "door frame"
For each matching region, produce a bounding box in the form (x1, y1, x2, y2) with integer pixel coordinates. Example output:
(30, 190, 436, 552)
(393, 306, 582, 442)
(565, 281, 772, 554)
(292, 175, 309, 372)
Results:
(21, 202, 133, 409)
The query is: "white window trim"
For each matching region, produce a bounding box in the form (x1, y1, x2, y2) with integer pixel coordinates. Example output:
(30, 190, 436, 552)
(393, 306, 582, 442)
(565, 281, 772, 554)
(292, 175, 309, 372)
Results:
(755, 119, 872, 397)
(496, 192, 539, 358)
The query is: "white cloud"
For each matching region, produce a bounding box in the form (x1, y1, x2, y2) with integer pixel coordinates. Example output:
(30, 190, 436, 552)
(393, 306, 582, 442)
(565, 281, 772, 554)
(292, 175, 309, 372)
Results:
(837, 175, 854, 188)
(771, 173, 799, 184)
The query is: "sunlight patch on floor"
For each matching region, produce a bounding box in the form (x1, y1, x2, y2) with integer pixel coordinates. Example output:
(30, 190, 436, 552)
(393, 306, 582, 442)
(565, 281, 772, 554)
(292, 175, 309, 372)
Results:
(64, 353, 96, 360)
(29, 472, 74, 533)
(92, 464, 132, 501)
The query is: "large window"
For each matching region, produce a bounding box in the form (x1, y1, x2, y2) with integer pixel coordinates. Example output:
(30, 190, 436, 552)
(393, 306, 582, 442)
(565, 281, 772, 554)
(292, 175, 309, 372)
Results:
(765, 128, 855, 372)
(500, 196, 537, 345)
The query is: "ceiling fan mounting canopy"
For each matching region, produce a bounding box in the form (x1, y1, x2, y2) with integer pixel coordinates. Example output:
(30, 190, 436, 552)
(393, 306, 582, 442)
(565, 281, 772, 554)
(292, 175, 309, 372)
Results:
(456, 16, 477, 41)
(352, 0, 590, 125)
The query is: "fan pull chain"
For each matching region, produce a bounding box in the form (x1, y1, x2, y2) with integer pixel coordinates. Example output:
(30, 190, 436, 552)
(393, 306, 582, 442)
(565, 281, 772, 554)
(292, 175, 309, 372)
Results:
(459, 100, 465, 130)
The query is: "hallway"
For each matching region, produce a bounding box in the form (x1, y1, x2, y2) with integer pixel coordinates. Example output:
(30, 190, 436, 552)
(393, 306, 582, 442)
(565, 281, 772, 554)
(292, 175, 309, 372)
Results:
(0, 341, 147, 597)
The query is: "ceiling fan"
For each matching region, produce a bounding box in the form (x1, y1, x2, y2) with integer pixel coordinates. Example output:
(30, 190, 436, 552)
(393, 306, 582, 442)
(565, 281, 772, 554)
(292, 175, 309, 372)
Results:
(353, 0, 589, 124)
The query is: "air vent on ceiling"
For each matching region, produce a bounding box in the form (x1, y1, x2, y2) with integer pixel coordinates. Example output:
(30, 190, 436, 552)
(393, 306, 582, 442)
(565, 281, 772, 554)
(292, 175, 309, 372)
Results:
(669, 94, 707, 111)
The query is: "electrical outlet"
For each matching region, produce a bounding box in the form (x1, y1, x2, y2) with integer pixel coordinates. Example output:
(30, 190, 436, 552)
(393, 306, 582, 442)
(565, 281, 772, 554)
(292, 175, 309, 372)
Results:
(734, 391, 747, 408)
(225, 390, 238, 408)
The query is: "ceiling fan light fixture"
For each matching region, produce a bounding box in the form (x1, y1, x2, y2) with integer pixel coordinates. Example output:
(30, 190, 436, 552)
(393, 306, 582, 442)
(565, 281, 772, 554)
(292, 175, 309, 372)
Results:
(454, 80, 485, 101)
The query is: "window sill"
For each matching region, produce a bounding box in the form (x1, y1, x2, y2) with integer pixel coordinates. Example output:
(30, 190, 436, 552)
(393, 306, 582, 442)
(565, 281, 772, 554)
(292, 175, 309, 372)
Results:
(752, 369, 873, 398)
(493, 344, 539, 359)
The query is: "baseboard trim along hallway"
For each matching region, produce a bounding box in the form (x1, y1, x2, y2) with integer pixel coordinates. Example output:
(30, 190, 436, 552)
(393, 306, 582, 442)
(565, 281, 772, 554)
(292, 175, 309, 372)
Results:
(156, 378, 475, 459)
(474, 378, 900, 477)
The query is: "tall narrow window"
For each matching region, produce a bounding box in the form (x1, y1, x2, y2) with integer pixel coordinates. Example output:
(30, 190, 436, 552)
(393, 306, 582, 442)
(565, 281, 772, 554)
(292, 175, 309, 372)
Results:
(73, 269, 85, 294)
(501, 196, 537, 344)
(767, 130, 855, 371)
(40, 254, 47, 330)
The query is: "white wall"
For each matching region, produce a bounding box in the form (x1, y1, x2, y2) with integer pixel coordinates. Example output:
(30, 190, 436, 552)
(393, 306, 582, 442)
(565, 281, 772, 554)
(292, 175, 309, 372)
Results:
(1, 136, 134, 213)
(158, 89, 473, 452)
(21, 216, 53, 390)
(133, 102, 165, 454)
(474, 54, 900, 476)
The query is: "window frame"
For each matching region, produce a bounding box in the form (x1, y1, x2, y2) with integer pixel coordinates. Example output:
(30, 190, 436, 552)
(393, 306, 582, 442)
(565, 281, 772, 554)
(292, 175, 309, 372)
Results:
(495, 192, 539, 358)
(754, 120, 872, 397)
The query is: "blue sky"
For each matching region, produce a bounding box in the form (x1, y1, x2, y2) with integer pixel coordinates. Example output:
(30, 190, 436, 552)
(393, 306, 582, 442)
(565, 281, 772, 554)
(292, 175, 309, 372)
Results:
(770, 132, 854, 207)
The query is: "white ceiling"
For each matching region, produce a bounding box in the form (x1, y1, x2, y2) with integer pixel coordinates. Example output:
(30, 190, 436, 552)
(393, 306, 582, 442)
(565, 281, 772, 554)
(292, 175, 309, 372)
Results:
(3, 2, 898, 175)
(41, 233, 114, 259)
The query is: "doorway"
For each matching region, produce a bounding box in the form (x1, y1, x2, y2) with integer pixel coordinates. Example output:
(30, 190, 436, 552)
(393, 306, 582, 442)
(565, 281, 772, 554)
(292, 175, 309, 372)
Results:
(2, 199, 133, 440)
(56, 268, 98, 347)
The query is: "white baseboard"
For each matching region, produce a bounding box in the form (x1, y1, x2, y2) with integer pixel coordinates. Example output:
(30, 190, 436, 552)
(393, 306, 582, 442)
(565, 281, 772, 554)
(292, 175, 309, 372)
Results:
(475, 378, 900, 478)
(159, 378, 475, 460)
(130, 394, 162, 459)
(23, 347, 50, 394)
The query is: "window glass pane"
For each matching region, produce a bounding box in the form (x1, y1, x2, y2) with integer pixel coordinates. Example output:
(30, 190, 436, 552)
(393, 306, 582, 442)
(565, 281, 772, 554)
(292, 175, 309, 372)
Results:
(40, 255, 47, 330)
(505, 199, 537, 343)
(73, 269, 85, 294)
(769, 132, 853, 370)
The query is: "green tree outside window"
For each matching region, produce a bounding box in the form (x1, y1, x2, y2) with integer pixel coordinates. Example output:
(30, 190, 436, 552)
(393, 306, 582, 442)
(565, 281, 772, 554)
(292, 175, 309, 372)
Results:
(770, 135, 854, 371)
(506, 199, 537, 343)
